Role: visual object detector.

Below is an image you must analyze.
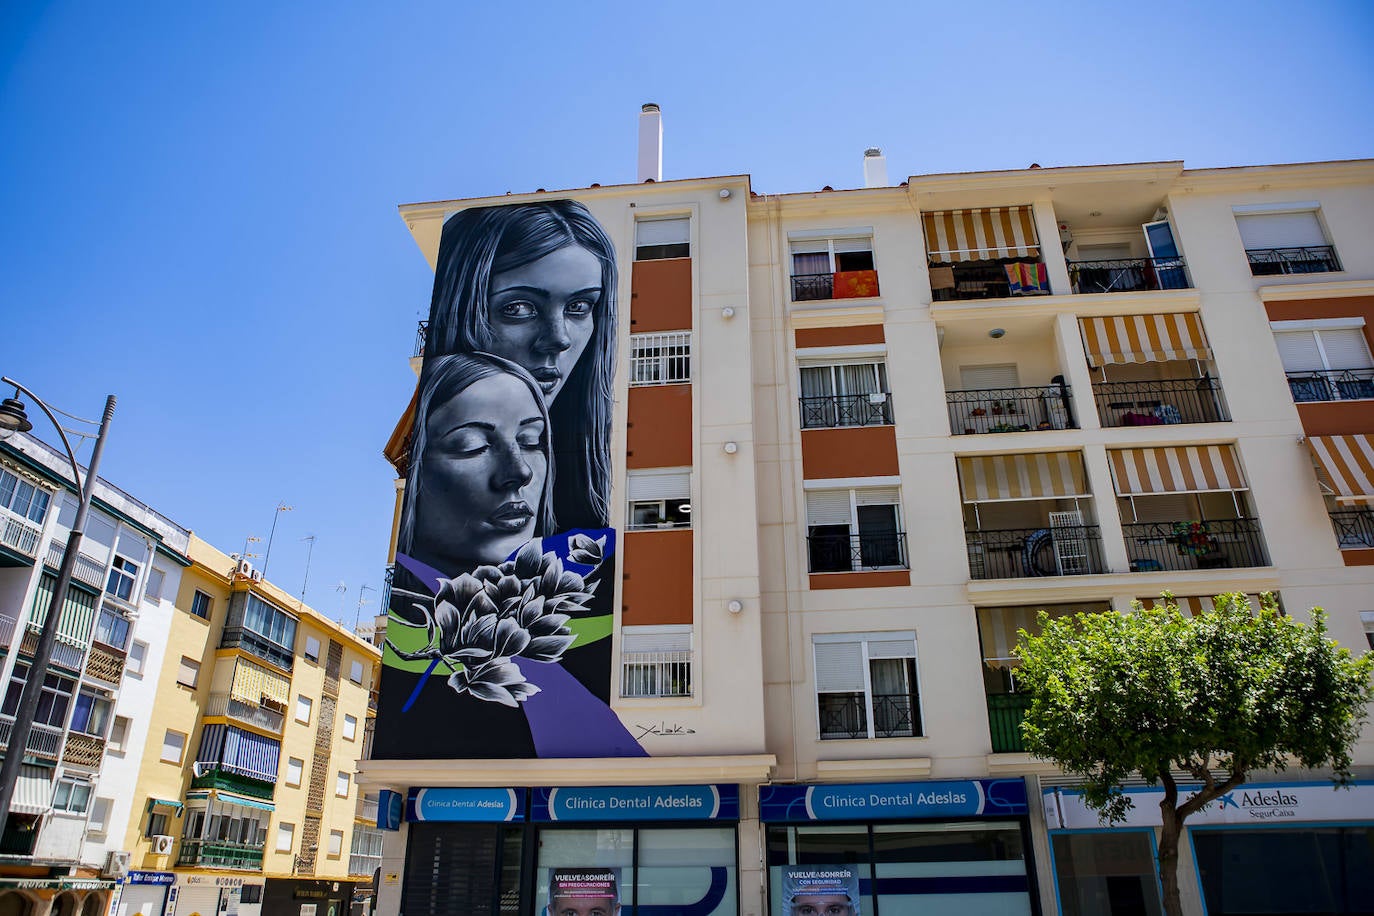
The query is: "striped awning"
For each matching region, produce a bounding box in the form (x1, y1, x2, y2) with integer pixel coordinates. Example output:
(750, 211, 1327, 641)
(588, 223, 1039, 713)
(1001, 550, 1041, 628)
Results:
(185, 789, 275, 812)
(29, 574, 98, 647)
(11, 765, 52, 815)
(147, 797, 184, 813)
(230, 658, 290, 707)
(957, 452, 1088, 503)
(976, 606, 1080, 665)
(1307, 435, 1374, 504)
(1138, 594, 1263, 617)
(1079, 313, 1213, 366)
(923, 206, 1040, 263)
(1109, 445, 1247, 495)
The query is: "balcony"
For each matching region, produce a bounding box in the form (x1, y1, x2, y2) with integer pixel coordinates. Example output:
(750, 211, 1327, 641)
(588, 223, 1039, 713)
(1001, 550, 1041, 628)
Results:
(948, 385, 1075, 435)
(357, 795, 380, 824)
(0, 714, 64, 762)
(799, 392, 893, 430)
(1286, 369, 1374, 403)
(0, 819, 38, 856)
(966, 526, 1106, 580)
(0, 512, 41, 559)
(986, 693, 1032, 753)
(931, 260, 1049, 301)
(790, 269, 881, 303)
(20, 625, 86, 671)
(190, 765, 275, 800)
(1330, 509, 1374, 550)
(62, 731, 105, 769)
(177, 839, 265, 871)
(1068, 257, 1190, 294)
(220, 626, 293, 672)
(1123, 518, 1268, 572)
(1247, 246, 1341, 276)
(414, 320, 428, 358)
(44, 541, 108, 590)
(819, 692, 919, 740)
(1093, 377, 1230, 427)
(807, 531, 908, 573)
(84, 642, 126, 684)
(0, 613, 15, 648)
(205, 692, 286, 734)
(621, 651, 692, 698)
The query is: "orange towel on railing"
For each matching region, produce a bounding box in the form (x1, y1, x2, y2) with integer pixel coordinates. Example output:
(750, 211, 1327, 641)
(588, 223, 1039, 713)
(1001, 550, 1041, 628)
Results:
(833, 269, 879, 299)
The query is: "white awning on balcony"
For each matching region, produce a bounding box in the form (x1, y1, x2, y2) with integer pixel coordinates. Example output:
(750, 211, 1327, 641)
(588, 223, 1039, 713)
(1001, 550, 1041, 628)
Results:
(957, 452, 1089, 503)
(1108, 445, 1247, 495)
(11, 765, 52, 815)
(1079, 313, 1213, 366)
(923, 206, 1039, 263)
(1307, 435, 1374, 504)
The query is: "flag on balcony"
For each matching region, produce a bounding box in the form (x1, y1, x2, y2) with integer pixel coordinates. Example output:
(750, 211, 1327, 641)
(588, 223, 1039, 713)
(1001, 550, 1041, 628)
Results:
(1306, 435, 1374, 503)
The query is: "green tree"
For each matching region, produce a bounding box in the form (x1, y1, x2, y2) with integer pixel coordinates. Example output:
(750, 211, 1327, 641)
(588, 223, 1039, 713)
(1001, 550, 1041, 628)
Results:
(1015, 594, 1373, 916)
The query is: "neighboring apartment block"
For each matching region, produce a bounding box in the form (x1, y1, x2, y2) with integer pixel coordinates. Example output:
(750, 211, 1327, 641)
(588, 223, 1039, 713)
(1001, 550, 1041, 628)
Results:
(364, 120, 1374, 916)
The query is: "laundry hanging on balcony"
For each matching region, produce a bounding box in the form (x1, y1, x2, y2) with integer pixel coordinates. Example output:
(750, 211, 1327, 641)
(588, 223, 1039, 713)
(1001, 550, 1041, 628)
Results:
(956, 452, 1089, 502)
(922, 206, 1040, 263)
(1107, 445, 1247, 494)
(1079, 313, 1213, 366)
(1306, 434, 1374, 504)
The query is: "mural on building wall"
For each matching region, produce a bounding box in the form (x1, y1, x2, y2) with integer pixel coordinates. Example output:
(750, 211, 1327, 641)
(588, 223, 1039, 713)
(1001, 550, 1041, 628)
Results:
(376, 200, 646, 759)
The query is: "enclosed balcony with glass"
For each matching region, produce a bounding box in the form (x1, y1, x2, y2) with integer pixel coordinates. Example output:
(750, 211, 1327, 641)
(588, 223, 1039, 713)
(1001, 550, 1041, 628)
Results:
(924, 206, 1050, 300)
(1080, 313, 1229, 426)
(220, 591, 297, 671)
(1305, 434, 1374, 554)
(178, 793, 270, 870)
(789, 232, 879, 303)
(941, 320, 1075, 435)
(959, 452, 1106, 579)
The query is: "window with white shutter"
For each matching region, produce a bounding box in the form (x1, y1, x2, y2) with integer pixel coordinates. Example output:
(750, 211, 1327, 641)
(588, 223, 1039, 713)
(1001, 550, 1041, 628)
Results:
(1235, 206, 1340, 275)
(631, 332, 691, 385)
(1273, 325, 1374, 402)
(813, 633, 921, 740)
(806, 488, 906, 573)
(798, 360, 892, 429)
(635, 217, 690, 260)
(620, 625, 692, 698)
(627, 469, 692, 530)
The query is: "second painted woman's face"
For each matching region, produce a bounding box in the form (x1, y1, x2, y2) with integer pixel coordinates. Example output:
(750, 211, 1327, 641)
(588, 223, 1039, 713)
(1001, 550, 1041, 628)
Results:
(415, 373, 548, 571)
(486, 245, 601, 403)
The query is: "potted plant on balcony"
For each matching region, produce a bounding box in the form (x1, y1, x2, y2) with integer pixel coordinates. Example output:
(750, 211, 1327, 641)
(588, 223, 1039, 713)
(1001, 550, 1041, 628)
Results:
(1171, 521, 1217, 557)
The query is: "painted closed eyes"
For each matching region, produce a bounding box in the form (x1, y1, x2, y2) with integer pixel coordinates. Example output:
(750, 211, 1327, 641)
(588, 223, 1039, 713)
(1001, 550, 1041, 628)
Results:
(437, 421, 546, 457)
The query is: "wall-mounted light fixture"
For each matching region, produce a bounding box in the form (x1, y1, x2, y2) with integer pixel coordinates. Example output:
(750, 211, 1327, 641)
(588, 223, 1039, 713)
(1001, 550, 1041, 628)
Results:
(727, 600, 743, 614)
(988, 328, 1006, 339)
(721, 306, 736, 319)
(723, 441, 739, 454)
(719, 188, 732, 200)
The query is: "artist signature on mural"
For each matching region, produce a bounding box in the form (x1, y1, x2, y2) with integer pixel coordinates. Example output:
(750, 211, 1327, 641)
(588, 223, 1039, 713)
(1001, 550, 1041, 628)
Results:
(634, 721, 697, 738)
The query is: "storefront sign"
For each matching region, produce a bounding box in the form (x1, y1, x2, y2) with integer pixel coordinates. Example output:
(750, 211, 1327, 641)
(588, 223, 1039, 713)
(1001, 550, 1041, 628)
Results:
(181, 877, 247, 886)
(128, 872, 176, 886)
(759, 779, 1028, 822)
(406, 786, 523, 822)
(0, 879, 116, 891)
(532, 784, 739, 821)
(1045, 780, 1374, 829)
(377, 789, 404, 830)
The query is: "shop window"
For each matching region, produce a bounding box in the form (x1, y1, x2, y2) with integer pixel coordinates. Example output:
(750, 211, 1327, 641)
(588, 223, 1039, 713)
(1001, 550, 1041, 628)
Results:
(813, 633, 922, 740)
(636, 216, 690, 261)
(240, 887, 262, 905)
(631, 332, 691, 385)
(1051, 831, 1162, 916)
(1193, 826, 1374, 914)
(627, 469, 691, 530)
(403, 823, 525, 916)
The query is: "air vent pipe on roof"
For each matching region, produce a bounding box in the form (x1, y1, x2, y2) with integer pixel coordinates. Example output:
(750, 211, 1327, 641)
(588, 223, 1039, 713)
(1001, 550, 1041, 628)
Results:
(863, 147, 888, 188)
(638, 103, 662, 183)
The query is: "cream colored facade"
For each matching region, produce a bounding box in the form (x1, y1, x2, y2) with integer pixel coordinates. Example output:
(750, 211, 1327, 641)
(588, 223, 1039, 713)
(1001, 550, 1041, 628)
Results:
(367, 158, 1374, 916)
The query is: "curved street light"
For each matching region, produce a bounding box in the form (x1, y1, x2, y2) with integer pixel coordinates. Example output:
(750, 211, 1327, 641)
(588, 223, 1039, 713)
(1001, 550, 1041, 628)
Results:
(0, 377, 116, 830)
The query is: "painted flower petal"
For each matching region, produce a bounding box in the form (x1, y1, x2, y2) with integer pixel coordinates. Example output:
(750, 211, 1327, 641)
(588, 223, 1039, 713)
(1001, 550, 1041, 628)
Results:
(524, 634, 576, 661)
(514, 540, 544, 578)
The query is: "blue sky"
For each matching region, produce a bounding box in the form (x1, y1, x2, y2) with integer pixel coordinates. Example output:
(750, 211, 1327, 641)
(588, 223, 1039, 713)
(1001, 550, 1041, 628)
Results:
(1, 0, 1371, 622)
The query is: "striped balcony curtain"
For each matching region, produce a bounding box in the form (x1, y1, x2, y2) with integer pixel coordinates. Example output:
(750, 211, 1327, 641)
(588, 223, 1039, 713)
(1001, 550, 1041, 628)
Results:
(956, 452, 1089, 503)
(922, 206, 1040, 263)
(230, 658, 290, 708)
(1306, 435, 1374, 504)
(29, 574, 98, 645)
(1078, 313, 1213, 367)
(1137, 594, 1264, 616)
(1107, 445, 1247, 495)
(222, 727, 281, 783)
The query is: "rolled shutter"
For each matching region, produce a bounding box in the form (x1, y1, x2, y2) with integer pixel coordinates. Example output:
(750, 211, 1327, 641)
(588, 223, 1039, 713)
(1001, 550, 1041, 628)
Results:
(814, 640, 865, 693)
(806, 491, 852, 526)
(854, 487, 900, 506)
(636, 217, 689, 246)
(621, 625, 691, 653)
(865, 636, 915, 659)
(1236, 211, 1326, 249)
(1319, 329, 1374, 370)
(1273, 331, 1324, 372)
(627, 469, 690, 501)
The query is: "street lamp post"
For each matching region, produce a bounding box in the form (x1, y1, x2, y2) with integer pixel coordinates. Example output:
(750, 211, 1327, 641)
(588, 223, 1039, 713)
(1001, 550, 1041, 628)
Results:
(0, 378, 115, 831)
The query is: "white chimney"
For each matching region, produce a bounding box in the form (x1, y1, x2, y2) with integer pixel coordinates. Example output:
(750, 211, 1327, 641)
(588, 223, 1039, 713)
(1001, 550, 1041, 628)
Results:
(637, 103, 662, 182)
(863, 147, 888, 188)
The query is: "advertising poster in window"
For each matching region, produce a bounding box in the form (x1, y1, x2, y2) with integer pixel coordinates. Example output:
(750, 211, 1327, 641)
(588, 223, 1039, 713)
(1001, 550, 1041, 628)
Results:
(375, 200, 645, 759)
(780, 867, 861, 916)
(545, 869, 621, 916)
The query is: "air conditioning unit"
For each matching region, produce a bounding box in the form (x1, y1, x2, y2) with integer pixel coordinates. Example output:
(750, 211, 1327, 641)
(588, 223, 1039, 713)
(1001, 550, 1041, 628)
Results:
(249, 568, 263, 582)
(152, 835, 174, 855)
(235, 559, 256, 579)
(103, 850, 131, 878)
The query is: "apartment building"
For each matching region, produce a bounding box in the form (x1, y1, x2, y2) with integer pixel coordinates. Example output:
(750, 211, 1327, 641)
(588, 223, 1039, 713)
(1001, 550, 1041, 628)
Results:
(363, 112, 1374, 916)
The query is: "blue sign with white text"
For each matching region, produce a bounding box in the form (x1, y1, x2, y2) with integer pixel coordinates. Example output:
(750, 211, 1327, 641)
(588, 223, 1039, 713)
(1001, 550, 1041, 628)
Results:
(532, 784, 739, 821)
(759, 779, 1028, 822)
(406, 787, 524, 822)
(378, 789, 404, 830)
(127, 872, 175, 886)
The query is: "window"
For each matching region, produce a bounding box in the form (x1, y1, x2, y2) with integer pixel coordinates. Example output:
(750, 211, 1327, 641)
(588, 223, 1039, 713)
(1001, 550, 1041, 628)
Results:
(240, 887, 262, 905)
(0, 468, 51, 524)
(1235, 205, 1340, 275)
(127, 640, 148, 675)
(328, 829, 344, 857)
(144, 568, 166, 604)
(1362, 612, 1374, 650)
(635, 216, 690, 260)
(342, 714, 358, 741)
(350, 827, 385, 877)
(177, 656, 200, 689)
(790, 234, 877, 301)
(806, 487, 906, 572)
(295, 695, 312, 724)
(276, 822, 295, 852)
(190, 589, 213, 620)
(799, 361, 892, 428)
(336, 771, 351, 797)
(146, 812, 169, 838)
(230, 594, 298, 668)
(1273, 322, 1374, 402)
(813, 632, 922, 739)
(108, 716, 130, 753)
(88, 797, 114, 834)
(106, 556, 139, 602)
(630, 332, 691, 385)
(304, 635, 321, 663)
(70, 690, 112, 738)
(627, 469, 691, 530)
(349, 660, 365, 684)
(161, 729, 186, 764)
(620, 625, 692, 698)
(94, 605, 131, 650)
(2, 663, 75, 727)
(286, 757, 304, 787)
(52, 776, 93, 814)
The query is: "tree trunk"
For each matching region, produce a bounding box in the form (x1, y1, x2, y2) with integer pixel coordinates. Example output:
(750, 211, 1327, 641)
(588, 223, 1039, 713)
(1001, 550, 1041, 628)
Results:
(1158, 784, 1185, 916)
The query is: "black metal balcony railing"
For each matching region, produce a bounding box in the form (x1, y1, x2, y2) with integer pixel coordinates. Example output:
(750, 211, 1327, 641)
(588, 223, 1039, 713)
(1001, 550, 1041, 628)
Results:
(1068, 257, 1191, 294)
(414, 320, 428, 358)
(819, 692, 921, 740)
(1123, 519, 1268, 572)
(1093, 377, 1230, 427)
(1329, 509, 1374, 550)
(0, 821, 38, 856)
(177, 839, 265, 870)
(966, 526, 1106, 580)
(790, 269, 881, 303)
(220, 626, 294, 672)
(1247, 246, 1341, 276)
(931, 260, 1048, 301)
(987, 692, 1032, 753)
(792, 272, 835, 302)
(807, 531, 909, 573)
(1286, 369, 1374, 403)
(799, 393, 893, 429)
(947, 385, 1076, 435)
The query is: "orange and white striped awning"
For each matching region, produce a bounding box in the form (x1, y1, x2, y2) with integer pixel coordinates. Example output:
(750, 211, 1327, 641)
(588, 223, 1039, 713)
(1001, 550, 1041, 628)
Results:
(957, 452, 1088, 503)
(1108, 445, 1247, 495)
(1306, 435, 1374, 504)
(977, 605, 1088, 664)
(1079, 313, 1213, 366)
(1138, 594, 1265, 616)
(923, 206, 1040, 263)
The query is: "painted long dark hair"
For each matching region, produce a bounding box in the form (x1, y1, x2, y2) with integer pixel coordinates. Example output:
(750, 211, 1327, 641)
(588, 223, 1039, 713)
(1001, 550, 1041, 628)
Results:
(426, 200, 617, 530)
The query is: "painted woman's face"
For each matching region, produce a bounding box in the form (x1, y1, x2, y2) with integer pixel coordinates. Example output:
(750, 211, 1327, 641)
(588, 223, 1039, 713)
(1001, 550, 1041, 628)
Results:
(414, 373, 548, 571)
(486, 245, 601, 403)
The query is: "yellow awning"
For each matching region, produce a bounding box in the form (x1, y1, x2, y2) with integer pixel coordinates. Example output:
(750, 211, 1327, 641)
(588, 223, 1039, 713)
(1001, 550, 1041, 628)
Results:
(1307, 435, 1374, 504)
(1079, 313, 1213, 366)
(1138, 594, 1264, 617)
(230, 658, 289, 707)
(957, 452, 1088, 503)
(923, 206, 1039, 263)
(1108, 445, 1247, 495)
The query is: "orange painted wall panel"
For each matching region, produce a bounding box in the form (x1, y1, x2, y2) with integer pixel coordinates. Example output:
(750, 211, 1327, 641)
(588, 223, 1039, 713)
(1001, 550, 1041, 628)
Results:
(801, 426, 900, 479)
(1266, 296, 1374, 435)
(794, 324, 885, 348)
(630, 258, 693, 332)
(621, 529, 694, 624)
(809, 570, 911, 590)
(1342, 547, 1374, 567)
(627, 385, 692, 468)
(1294, 402, 1374, 437)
